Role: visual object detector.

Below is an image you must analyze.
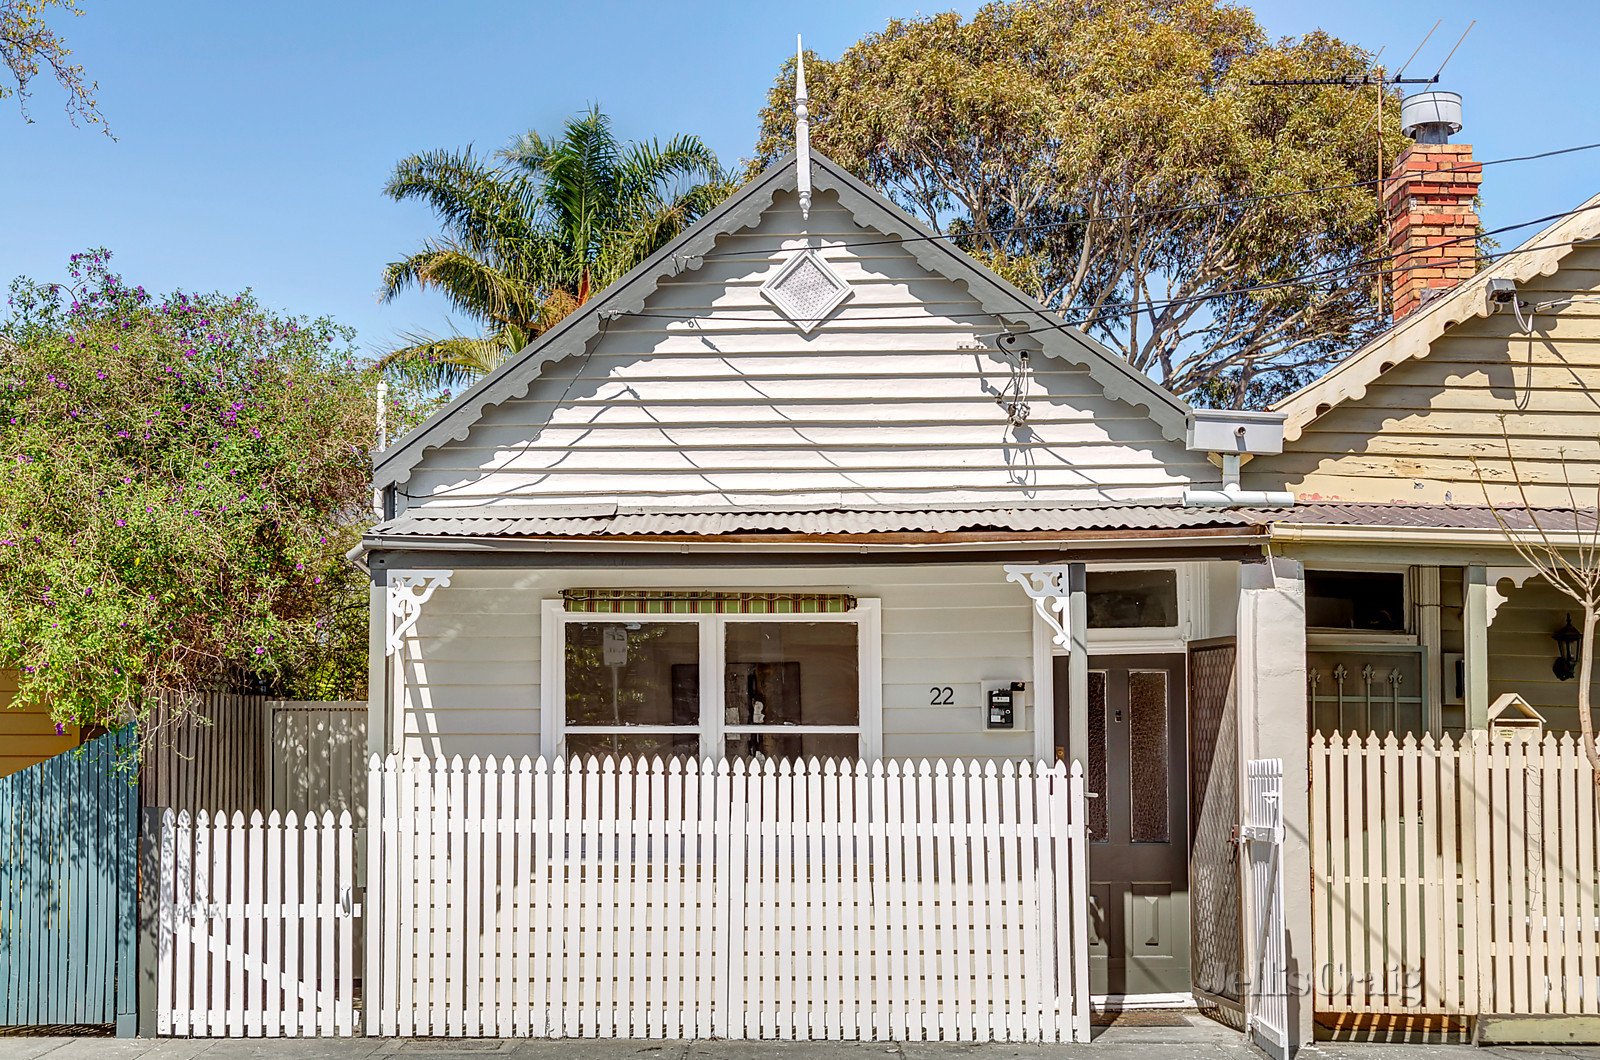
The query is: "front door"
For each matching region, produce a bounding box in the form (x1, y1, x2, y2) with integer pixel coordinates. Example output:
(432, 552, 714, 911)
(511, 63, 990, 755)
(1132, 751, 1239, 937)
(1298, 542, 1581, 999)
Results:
(1055, 653, 1190, 997)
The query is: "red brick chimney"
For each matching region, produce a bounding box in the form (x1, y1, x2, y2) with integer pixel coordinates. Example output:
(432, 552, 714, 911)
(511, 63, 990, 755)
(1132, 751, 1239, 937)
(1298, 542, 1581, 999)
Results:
(1383, 91, 1482, 320)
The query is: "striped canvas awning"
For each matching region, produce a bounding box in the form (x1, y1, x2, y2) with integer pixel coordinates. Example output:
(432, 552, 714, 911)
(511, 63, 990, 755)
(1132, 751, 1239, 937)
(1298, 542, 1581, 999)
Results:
(559, 589, 857, 614)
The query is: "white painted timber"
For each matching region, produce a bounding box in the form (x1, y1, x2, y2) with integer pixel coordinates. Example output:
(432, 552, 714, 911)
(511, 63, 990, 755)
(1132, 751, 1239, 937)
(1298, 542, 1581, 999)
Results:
(392, 563, 1039, 762)
(154, 808, 359, 1037)
(391, 189, 1212, 510)
(367, 753, 1092, 1041)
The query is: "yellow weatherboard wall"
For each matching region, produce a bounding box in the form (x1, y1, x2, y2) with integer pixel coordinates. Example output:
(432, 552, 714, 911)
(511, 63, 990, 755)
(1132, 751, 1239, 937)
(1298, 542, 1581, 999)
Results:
(0, 671, 81, 776)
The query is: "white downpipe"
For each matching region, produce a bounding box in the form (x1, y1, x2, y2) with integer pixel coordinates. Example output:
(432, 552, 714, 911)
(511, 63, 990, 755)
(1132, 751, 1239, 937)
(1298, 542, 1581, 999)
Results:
(1182, 452, 1296, 508)
(1183, 486, 1297, 508)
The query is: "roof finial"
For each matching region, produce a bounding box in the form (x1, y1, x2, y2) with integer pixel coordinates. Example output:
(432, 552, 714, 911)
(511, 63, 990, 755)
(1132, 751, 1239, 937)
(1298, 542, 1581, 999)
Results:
(794, 34, 812, 221)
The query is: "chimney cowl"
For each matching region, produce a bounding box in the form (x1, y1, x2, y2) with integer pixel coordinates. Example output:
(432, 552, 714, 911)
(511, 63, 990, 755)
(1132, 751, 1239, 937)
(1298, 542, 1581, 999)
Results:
(1401, 90, 1464, 144)
(1383, 93, 1481, 322)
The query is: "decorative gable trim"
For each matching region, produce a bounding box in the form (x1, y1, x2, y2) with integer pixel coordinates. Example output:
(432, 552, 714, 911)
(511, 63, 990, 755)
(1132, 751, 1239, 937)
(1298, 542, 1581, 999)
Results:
(1274, 192, 1600, 443)
(759, 247, 852, 332)
(372, 152, 1194, 490)
(810, 157, 1192, 445)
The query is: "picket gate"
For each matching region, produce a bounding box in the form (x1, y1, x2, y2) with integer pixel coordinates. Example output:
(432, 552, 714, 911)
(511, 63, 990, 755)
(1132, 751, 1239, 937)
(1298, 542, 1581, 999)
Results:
(154, 808, 360, 1036)
(366, 754, 1091, 1042)
(1244, 759, 1290, 1059)
(1311, 730, 1600, 1020)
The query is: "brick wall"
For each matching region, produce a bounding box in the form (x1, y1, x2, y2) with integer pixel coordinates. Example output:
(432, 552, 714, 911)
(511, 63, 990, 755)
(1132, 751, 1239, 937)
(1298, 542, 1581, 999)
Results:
(1382, 143, 1482, 319)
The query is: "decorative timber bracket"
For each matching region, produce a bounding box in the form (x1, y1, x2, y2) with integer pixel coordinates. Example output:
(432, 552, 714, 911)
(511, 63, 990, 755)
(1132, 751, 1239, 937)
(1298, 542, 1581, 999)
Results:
(1486, 565, 1538, 628)
(386, 569, 453, 656)
(1004, 564, 1079, 649)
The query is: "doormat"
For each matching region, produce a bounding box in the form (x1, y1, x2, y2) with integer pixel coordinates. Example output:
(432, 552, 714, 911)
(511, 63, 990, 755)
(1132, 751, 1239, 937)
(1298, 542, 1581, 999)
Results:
(1092, 1010, 1193, 1027)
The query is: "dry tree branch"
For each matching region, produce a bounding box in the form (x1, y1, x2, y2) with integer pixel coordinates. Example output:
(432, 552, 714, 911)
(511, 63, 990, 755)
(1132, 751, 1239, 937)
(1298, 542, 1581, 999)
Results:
(1474, 420, 1600, 785)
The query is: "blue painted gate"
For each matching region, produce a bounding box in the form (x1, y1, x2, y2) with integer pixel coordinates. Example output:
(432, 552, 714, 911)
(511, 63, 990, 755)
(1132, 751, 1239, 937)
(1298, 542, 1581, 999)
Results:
(0, 727, 138, 1033)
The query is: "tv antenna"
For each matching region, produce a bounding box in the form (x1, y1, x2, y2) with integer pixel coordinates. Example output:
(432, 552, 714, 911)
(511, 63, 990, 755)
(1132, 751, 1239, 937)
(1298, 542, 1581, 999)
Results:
(1246, 20, 1475, 316)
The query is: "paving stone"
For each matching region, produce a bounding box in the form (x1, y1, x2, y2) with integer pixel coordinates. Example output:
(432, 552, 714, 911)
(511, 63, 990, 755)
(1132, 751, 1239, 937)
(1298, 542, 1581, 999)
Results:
(194, 1040, 385, 1060)
(690, 1043, 900, 1060)
(508, 1041, 689, 1060)
(0, 1039, 77, 1060)
(6, 1041, 161, 1060)
(12, 1028, 1600, 1060)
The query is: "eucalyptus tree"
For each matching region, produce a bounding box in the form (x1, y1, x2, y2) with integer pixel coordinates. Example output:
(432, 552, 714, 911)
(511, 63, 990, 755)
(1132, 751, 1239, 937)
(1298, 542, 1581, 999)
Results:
(380, 108, 733, 388)
(755, 0, 1408, 407)
(2, 0, 107, 131)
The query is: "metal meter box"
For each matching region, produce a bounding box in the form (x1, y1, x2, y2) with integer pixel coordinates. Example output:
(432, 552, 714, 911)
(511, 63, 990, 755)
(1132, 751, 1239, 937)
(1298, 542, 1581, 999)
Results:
(985, 681, 1026, 730)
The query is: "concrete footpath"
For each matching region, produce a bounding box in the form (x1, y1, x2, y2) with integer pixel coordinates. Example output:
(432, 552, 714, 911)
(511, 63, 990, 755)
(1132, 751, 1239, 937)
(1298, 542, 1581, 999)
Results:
(4, 1016, 1600, 1060)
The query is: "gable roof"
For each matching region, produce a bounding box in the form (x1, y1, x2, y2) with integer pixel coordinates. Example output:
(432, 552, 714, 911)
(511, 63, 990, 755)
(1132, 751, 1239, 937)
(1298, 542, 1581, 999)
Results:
(1274, 191, 1600, 443)
(372, 150, 1193, 490)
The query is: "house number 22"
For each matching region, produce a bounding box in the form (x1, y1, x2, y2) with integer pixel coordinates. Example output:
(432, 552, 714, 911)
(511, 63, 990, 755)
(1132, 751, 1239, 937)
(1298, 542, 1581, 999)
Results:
(929, 686, 954, 705)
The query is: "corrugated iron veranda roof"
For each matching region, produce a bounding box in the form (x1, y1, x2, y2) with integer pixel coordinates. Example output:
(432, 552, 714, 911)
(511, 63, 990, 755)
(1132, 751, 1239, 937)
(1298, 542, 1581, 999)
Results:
(367, 503, 1267, 540)
(363, 501, 1598, 544)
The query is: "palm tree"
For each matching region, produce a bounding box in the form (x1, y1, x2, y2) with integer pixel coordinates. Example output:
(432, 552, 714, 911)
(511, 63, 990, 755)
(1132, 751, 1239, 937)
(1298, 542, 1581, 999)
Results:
(379, 107, 733, 389)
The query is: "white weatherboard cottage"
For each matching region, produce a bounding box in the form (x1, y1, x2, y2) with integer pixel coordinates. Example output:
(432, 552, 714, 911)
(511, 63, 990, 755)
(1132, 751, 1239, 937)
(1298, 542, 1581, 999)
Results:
(352, 74, 1600, 1051)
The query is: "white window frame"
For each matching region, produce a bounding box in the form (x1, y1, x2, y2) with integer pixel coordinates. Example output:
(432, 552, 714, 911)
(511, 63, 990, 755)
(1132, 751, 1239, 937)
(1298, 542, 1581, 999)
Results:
(1051, 561, 1203, 656)
(540, 599, 882, 762)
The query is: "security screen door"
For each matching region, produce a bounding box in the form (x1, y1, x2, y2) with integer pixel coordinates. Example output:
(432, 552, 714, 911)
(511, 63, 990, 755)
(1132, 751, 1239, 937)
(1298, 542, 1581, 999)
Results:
(1056, 653, 1191, 997)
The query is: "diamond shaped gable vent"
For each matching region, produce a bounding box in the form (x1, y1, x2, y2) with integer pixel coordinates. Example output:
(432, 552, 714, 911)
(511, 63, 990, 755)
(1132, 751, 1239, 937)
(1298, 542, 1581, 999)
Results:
(760, 248, 852, 333)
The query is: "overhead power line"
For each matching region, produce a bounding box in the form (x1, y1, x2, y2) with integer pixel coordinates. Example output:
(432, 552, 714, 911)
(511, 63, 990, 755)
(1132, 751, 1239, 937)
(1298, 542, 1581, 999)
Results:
(1007, 205, 1600, 339)
(1013, 235, 1594, 339)
(629, 199, 1600, 334)
(703, 138, 1600, 263)
(635, 234, 1598, 335)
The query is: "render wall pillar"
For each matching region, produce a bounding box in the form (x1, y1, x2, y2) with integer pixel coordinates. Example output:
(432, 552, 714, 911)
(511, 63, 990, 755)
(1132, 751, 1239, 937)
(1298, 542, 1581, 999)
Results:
(1415, 566, 1444, 737)
(1237, 556, 1312, 1050)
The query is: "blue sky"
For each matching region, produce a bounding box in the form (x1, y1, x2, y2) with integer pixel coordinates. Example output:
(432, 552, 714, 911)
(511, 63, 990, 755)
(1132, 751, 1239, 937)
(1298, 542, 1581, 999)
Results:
(2, 0, 1596, 354)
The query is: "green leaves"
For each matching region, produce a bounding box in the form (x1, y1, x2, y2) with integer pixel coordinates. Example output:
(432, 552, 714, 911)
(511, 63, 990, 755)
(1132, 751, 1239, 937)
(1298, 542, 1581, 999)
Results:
(755, 0, 1407, 407)
(379, 106, 733, 388)
(1, 0, 108, 134)
(0, 254, 406, 727)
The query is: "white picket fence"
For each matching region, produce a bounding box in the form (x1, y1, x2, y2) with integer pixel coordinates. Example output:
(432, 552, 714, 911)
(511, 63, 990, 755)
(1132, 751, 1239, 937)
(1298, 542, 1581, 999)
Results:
(154, 809, 360, 1036)
(1311, 730, 1600, 1018)
(366, 754, 1091, 1042)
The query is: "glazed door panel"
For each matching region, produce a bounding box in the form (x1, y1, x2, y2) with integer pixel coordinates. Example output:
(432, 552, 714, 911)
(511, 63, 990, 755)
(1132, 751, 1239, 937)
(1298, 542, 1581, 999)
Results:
(1057, 653, 1190, 996)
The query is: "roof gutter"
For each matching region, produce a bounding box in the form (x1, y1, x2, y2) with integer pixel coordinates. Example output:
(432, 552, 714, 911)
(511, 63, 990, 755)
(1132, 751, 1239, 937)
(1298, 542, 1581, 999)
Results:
(1269, 522, 1593, 549)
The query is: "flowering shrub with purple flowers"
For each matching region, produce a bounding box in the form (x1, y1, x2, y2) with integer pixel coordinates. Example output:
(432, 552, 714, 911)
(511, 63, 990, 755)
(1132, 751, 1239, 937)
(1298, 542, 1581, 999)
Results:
(1, 250, 406, 727)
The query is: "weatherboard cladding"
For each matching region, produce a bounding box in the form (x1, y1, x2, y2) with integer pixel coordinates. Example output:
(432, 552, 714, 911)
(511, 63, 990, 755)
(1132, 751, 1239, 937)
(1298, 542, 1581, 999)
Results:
(379, 152, 1212, 511)
(1273, 194, 1600, 445)
(1254, 239, 1600, 508)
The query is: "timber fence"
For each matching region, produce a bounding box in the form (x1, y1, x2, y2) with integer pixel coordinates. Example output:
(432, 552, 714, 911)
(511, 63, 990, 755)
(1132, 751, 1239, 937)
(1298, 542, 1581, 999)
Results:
(142, 693, 270, 814)
(1311, 729, 1600, 1019)
(0, 727, 138, 1032)
(140, 694, 365, 818)
(152, 808, 360, 1037)
(364, 754, 1092, 1042)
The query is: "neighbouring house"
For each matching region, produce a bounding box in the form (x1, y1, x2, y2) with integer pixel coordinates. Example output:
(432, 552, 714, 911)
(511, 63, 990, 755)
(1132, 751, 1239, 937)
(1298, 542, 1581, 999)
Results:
(0, 670, 83, 776)
(352, 80, 1600, 1049)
